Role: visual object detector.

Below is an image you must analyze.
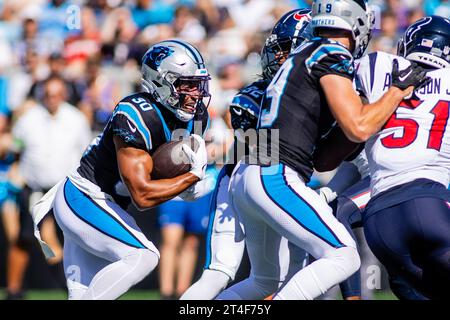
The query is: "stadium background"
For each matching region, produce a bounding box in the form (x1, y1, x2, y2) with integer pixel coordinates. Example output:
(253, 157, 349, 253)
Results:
(0, 0, 447, 299)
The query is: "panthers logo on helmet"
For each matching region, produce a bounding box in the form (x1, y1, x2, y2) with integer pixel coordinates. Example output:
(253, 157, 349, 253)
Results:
(143, 46, 174, 70)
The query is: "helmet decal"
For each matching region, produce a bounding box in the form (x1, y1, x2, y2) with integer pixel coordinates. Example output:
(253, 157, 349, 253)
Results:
(261, 8, 312, 79)
(293, 12, 309, 21)
(404, 17, 433, 47)
(398, 15, 450, 69)
(143, 46, 174, 70)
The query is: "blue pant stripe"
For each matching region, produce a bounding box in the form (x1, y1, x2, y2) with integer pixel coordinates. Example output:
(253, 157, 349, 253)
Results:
(63, 180, 146, 249)
(204, 167, 228, 269)
(260, 164, 344, 248)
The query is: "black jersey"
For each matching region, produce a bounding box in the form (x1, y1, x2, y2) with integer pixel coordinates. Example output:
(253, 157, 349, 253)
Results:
(225, 78, 269, 176)
(78, 92, 209, 208)
(257, 37, 355, 182)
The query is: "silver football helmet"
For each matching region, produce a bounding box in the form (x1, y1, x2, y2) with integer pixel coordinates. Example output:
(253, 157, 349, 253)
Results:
(311, 0, 375, 59)
(141, 40, 211, 122)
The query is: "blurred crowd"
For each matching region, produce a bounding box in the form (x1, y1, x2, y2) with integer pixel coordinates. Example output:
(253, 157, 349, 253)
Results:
(0, 0, 447, 299)
(0, 0, 447, 140)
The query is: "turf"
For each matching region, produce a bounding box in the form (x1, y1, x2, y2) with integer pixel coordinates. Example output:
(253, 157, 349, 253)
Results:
(0, 289, 161, 300)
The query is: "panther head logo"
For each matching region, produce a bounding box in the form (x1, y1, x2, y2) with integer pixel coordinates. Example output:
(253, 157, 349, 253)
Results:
(143, 46, 174, 70)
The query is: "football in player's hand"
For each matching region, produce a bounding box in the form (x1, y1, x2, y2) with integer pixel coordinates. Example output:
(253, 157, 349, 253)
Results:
(151, 136, 200, 179)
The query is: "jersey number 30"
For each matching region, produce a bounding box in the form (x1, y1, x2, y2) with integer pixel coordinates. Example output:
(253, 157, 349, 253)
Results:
(381, 99, 449, 151)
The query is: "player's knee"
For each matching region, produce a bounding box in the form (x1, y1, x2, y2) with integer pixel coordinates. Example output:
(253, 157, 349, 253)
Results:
(139, 249, 160, 272)
(328, 246, 361, 277)
(124, 249, 159, 281)
(251, 276, 281, 298)
(198, 269, 230, 291)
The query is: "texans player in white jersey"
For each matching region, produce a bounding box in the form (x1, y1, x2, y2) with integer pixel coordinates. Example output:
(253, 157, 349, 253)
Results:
(221, 0, 430, 300)
(316, 148, 431, 299)
(181, 9, 313, 300)
(355, 16, 450, 299)
(31, 40, 211, 300)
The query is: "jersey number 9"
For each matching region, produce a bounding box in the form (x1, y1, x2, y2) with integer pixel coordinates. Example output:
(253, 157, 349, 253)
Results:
(259, 58, 294, 128)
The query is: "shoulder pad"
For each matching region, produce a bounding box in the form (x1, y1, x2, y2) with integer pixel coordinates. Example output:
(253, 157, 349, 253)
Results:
(306, 42, 353, 74)
(112, 101, 153, 151)
(120, 93, 155, 113)
(231, 80, 268, 116)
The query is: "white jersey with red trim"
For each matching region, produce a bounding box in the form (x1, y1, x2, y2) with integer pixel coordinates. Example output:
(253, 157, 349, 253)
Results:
(356, 51, 450, 196)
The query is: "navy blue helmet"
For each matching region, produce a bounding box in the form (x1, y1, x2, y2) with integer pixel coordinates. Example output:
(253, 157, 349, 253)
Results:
(397, 15, 450, 69)
(261, 8, 312, 79)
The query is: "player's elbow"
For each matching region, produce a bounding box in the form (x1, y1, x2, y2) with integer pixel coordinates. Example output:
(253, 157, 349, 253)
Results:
(130, 190, 159, 211)
(133, 200, 149, 211)
(133, 197, 159, 211)
(131, 195, 149, 211)
(345, 125, 372, 143)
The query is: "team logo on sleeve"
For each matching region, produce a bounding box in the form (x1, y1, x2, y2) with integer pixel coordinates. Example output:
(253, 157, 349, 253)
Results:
(330, 58, 355, 75)
(143, 46, 174, 70)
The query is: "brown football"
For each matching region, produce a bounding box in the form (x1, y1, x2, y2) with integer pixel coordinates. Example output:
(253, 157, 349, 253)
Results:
(151, 136, 200, 180)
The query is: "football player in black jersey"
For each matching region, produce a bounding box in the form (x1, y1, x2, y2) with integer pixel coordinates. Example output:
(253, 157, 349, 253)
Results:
(34, 40, 212, 300)
(180, 9, 312, 300)
(221, 0, 430, 300)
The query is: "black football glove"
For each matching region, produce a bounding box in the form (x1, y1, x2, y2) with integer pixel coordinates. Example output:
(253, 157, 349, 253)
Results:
(391, 59, 431, 91)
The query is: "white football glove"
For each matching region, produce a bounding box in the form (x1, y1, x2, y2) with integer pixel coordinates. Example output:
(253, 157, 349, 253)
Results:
(182, 134, 207, 179)
(317, 187, 338, 204)
(178, 174, 215, 201)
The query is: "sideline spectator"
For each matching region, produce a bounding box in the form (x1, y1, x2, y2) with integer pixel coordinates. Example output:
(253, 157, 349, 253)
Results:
(4, 76, 91, 299)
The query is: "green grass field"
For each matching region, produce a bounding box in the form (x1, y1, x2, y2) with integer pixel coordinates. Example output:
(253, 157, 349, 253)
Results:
(0, 289, 397, 300)
(0, 289, 161, 300)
